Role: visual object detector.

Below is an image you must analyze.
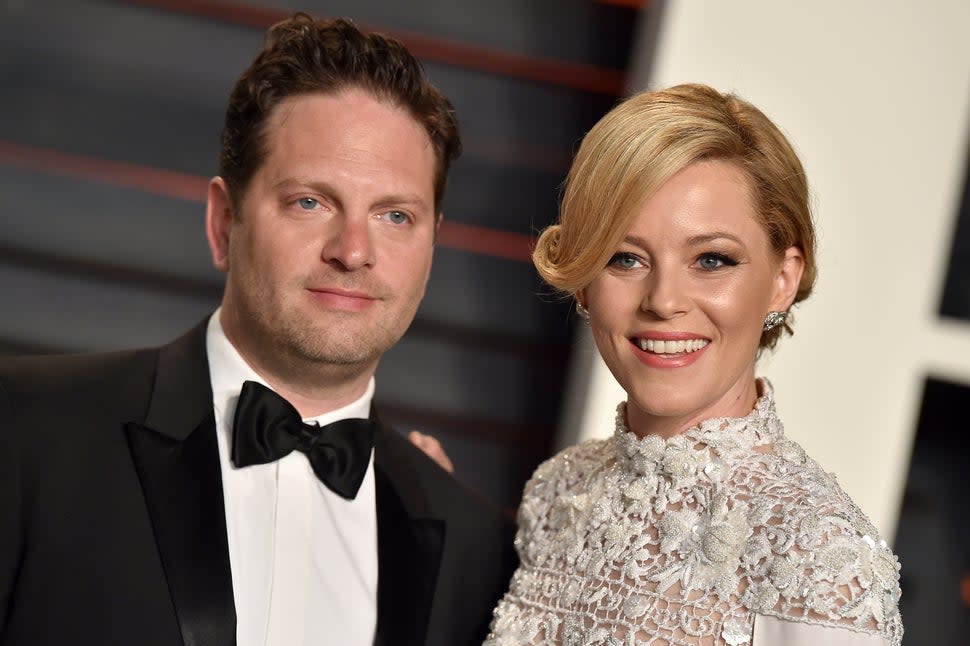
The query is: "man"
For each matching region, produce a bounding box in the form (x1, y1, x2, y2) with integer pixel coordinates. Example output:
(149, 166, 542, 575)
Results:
(0, 14, 516, 646)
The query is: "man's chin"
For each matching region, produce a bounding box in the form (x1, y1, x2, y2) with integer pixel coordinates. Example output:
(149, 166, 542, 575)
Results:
(276, 315, 405, 366)
(285, 336, 389, 369)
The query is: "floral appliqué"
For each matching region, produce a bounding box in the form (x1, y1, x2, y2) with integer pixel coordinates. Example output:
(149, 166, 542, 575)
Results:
(485, 379, 903, 646)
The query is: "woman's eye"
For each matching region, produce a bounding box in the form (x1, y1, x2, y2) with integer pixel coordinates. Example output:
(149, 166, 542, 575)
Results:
(296, 197, 319, 210)
(385, 210, 409, 225)
(697, 253, 737, 270)
(608, 252, 641, 269)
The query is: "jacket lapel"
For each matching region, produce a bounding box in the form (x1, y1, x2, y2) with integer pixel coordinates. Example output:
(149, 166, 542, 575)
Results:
(372, 419, 446, 646)
(124, 320, 236, 646)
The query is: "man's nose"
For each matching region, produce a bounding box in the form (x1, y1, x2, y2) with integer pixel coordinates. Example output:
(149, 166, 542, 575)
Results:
(321, 214, 375, 270)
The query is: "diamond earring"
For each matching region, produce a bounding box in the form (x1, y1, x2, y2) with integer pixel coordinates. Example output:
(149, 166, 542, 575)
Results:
(575, 301, 590, 322)
(763, 310, 787, 331)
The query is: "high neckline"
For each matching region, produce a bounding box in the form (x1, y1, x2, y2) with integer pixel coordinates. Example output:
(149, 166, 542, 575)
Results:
(613, 378, 785, 476)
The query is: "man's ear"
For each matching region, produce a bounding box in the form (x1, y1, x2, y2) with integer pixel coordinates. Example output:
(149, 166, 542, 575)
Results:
(205, 177, 233, 272)
(770, 246, 805, 311)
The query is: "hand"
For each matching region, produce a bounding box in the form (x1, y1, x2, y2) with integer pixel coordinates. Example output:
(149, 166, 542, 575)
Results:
(408, 431, 454, 473)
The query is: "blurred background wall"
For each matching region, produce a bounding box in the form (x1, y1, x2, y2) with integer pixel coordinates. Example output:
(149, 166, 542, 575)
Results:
(1, 0, 967, 643)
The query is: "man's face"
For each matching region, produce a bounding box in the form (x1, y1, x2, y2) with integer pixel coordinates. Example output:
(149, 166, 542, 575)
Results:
(207, 88, 437, 383)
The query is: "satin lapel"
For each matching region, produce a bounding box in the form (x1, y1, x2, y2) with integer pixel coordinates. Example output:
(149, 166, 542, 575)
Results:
(124, 320, 236, 646)
(372, 419, 445, 646)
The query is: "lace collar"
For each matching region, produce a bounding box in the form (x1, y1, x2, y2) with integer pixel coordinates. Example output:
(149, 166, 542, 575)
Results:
(613, 378, 785, 477)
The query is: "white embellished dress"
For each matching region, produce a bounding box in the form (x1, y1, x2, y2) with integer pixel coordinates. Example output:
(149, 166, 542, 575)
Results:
(485, 381, 903, 646)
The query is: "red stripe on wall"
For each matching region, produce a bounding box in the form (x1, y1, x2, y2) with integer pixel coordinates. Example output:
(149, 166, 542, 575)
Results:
(121, 0, 627, 96)
(0, 141, 535, 263)
(0, 140, 209, 203)
(437, 221, 533, 263)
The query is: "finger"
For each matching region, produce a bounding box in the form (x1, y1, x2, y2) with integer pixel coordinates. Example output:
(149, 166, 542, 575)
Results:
(408, 430, 455, 473)
(408, 430, 429, 447)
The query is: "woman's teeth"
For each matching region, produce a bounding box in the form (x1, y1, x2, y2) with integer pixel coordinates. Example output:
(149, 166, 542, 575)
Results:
(635, 338, 709, 354)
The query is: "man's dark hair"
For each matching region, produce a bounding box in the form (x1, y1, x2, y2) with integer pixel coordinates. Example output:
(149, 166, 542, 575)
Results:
(219, 13, 461, 212)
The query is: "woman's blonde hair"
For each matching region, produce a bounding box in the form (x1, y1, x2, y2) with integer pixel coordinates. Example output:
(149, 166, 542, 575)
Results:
(533, 83, 817, 348)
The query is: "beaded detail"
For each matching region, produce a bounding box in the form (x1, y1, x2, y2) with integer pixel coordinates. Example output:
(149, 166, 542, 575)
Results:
(485, 380, 903, 645)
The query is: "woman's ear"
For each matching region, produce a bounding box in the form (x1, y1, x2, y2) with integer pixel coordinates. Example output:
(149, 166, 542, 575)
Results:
(205, 177, 234, 272)
(576, 288, 586, 307)
(770, 246, 805, 311)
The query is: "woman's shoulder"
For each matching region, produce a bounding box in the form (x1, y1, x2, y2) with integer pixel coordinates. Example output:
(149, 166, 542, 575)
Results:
(514, 437, 614, 531)
(527, 435, 614, 487)
(747, 512, 903, 644)
(742, 436, 901, 595)
(735, 434, 866, 514)
(738, 439, 904, 644)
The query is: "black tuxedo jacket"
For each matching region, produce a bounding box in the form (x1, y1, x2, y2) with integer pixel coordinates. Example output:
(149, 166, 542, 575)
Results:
(0, 321, 518, 646)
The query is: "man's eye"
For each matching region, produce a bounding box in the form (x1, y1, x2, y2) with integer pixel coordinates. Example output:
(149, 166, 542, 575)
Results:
(385, 210, 409, 224)
(297, 197, 319, 210)
(608, 252, 641, 269)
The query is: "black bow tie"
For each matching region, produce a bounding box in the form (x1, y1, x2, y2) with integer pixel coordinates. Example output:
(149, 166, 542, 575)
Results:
(231, 380, 375, 499)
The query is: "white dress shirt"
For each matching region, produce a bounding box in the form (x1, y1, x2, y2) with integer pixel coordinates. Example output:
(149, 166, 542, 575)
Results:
(206, 310, 379, 646)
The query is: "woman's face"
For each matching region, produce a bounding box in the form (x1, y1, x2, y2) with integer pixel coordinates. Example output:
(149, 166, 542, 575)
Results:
(581, 159, 803, 437)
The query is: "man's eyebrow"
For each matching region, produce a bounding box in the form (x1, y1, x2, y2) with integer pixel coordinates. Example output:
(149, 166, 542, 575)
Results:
(273, 178, 429, 208)
(375, 193, 428, 208)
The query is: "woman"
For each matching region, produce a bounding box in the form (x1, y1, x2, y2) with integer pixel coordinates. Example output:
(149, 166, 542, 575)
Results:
(482, 84, 903, 645)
